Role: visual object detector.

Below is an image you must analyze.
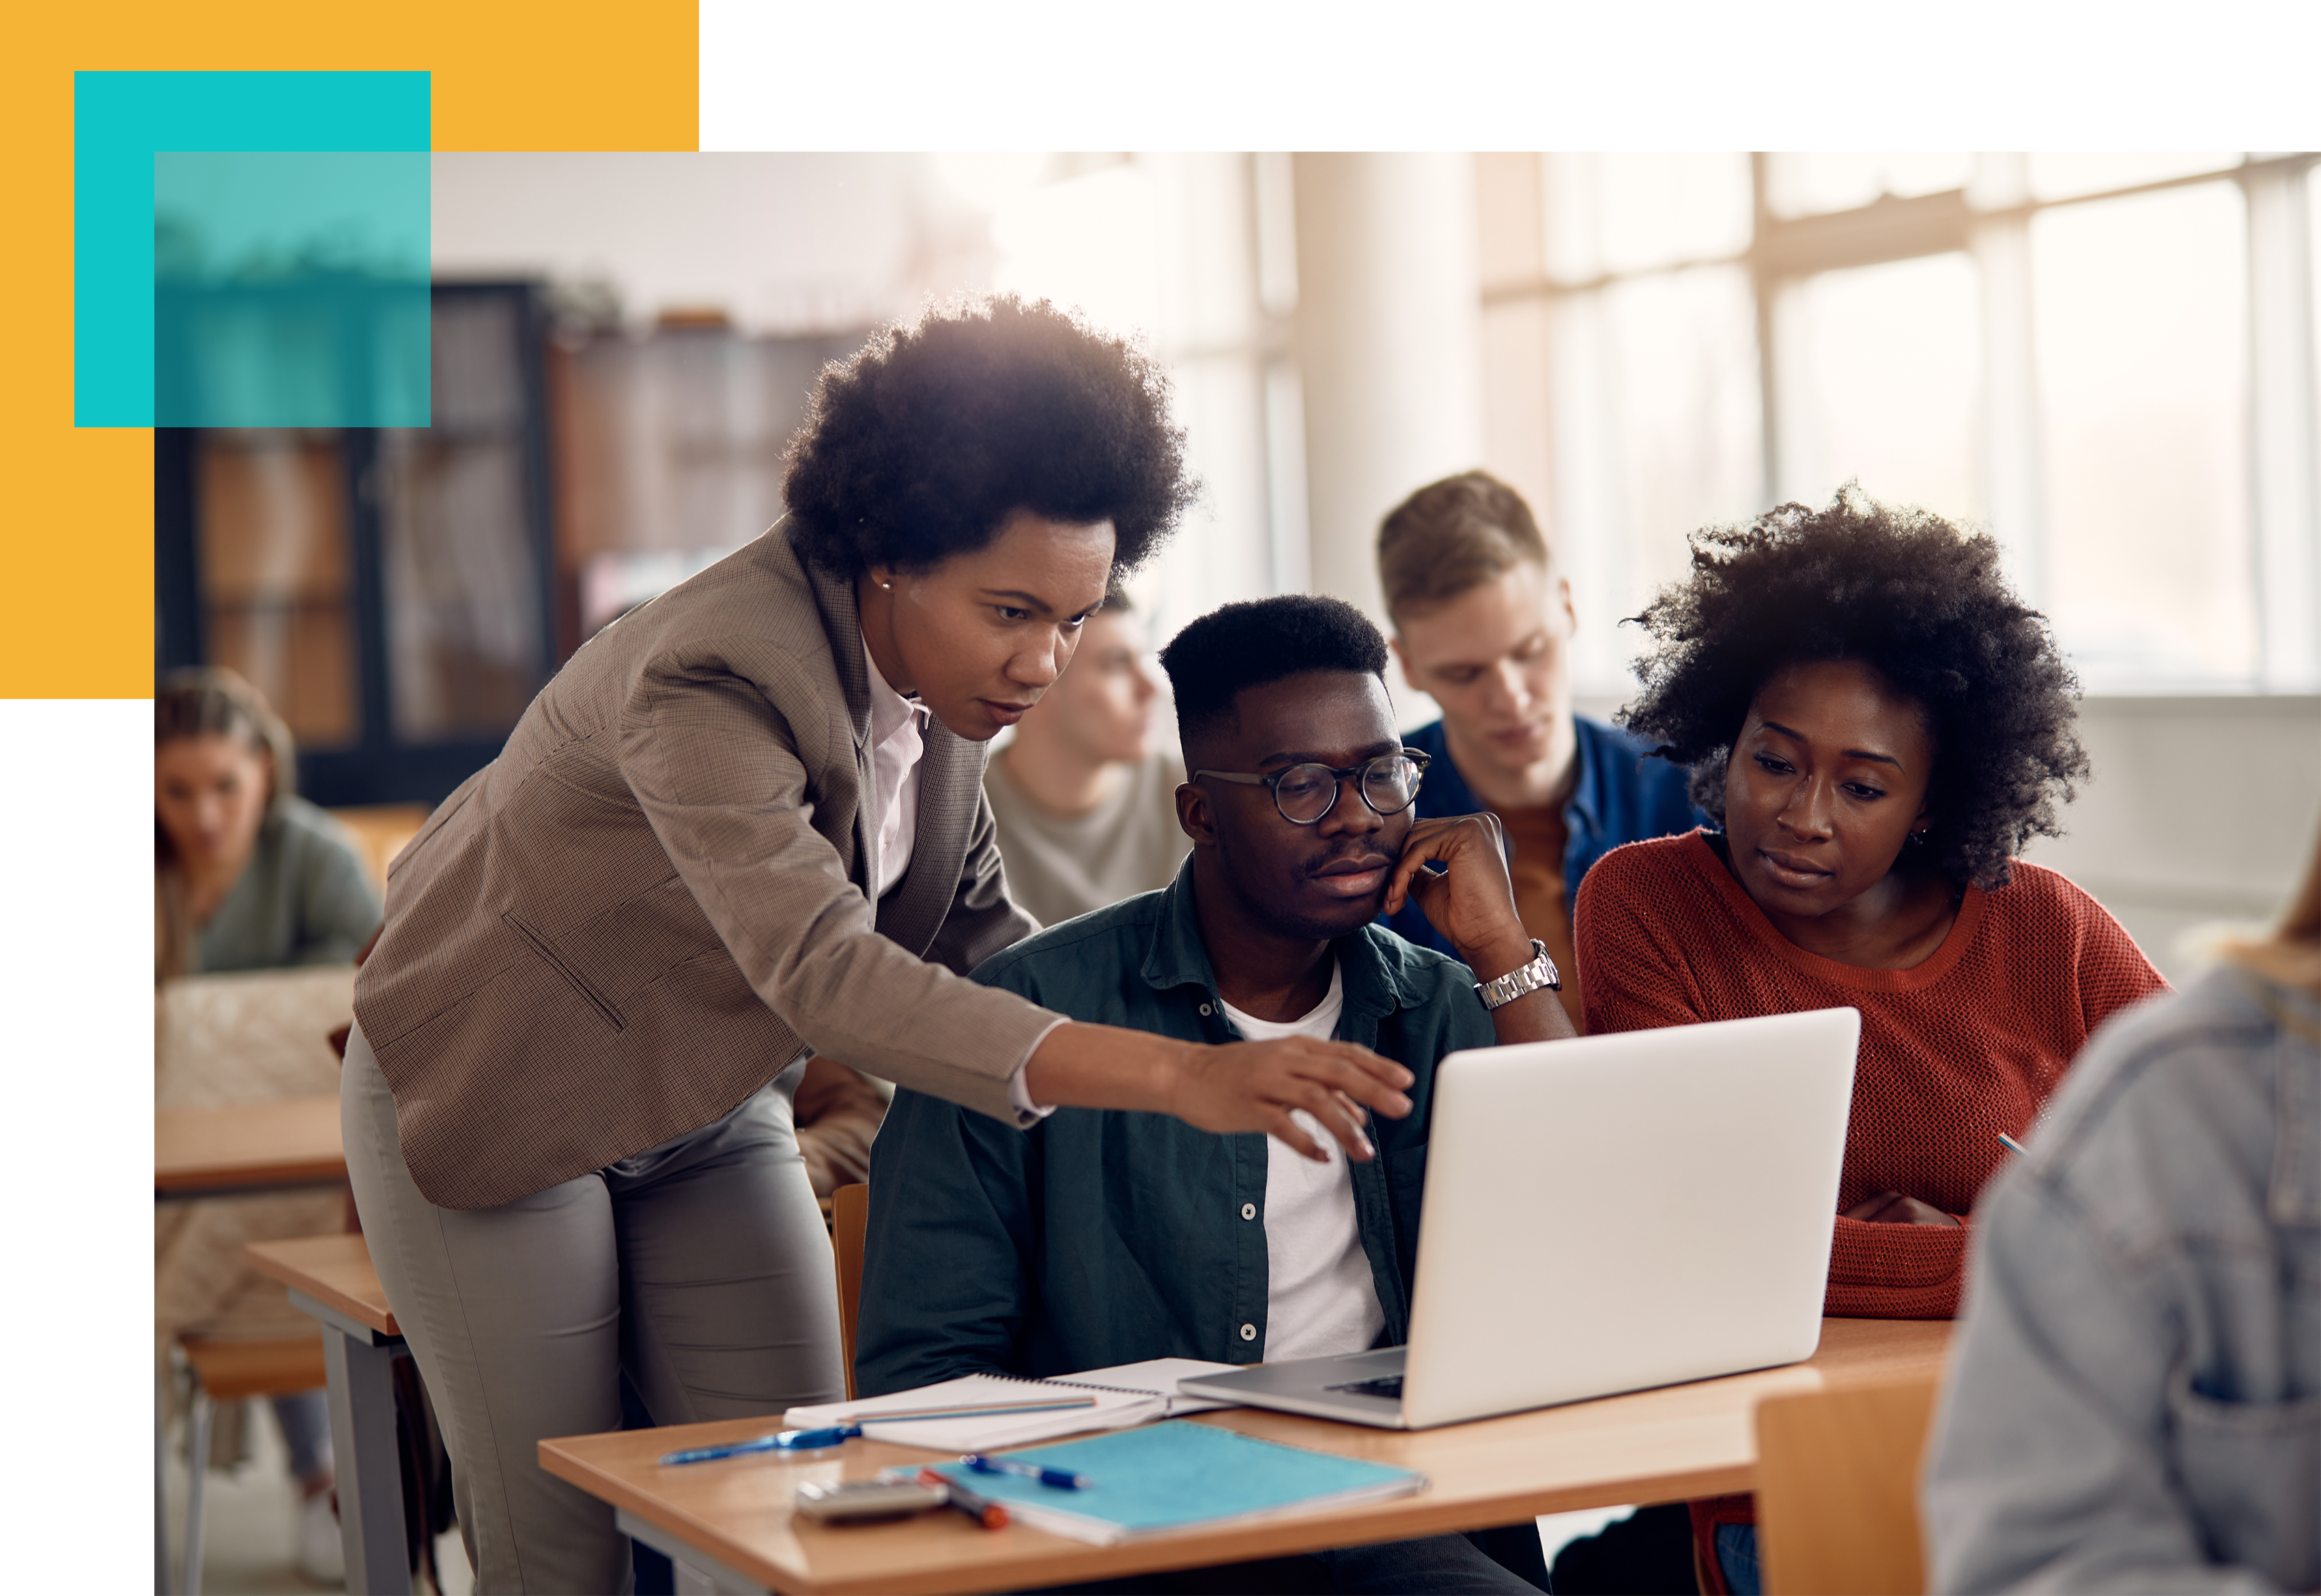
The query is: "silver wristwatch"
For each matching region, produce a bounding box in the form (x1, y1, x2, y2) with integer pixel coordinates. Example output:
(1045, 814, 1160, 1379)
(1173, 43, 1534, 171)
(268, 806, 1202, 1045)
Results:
(1475, 939, 1561, 1010)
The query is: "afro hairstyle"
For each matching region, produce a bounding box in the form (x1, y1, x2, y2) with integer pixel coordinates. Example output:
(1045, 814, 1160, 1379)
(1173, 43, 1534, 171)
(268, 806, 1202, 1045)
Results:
(1159, 595, 1391, 757)
(782, 294, 1198, 582)
(1620, 484, 2089, 889)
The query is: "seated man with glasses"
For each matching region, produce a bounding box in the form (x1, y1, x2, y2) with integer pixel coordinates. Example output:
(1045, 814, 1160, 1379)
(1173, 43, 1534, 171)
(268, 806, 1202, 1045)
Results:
(857, 595, 1570, 1593)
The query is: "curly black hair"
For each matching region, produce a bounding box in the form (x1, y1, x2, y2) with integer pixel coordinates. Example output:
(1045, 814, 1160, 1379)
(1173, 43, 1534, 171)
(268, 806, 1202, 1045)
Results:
(1620, 485, 2089, 889)
(1160, 595, 1389, 754)
(782, 295, 1198, 581)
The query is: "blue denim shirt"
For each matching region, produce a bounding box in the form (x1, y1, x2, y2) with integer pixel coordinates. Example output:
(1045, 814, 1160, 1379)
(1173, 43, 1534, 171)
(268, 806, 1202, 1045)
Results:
(1380, 713, 1702, 960)
(1922, 966, 2321, 1594)
(854, 856, 1496, 1398)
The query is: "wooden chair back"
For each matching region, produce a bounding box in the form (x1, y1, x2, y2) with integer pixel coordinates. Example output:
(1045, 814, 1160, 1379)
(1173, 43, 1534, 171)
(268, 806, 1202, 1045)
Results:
(180, 1332, 328, 1403)
(1755, 1375, 1941, 1595)
(831, 1182, 870, 1400)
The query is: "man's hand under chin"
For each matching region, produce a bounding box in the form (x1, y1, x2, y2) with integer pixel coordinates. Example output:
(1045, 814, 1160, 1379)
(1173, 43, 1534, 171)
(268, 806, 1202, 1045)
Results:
(1384, 814, 1574, 1044)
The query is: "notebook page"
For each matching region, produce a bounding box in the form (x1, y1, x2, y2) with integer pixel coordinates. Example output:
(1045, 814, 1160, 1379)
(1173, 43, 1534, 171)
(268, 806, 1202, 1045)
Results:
(783, 1373, 1163, 1452)
(1050, 1358, 1241, 1415)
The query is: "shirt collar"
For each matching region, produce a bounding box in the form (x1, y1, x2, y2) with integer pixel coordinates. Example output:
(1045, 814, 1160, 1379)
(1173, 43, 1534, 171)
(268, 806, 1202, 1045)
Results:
(862, 642, 928, 747)
(1137, 854, 1428, 1021)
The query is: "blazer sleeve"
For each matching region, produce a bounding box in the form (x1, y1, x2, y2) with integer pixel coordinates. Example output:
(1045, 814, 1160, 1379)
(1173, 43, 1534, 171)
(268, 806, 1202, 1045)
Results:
(618, 660, 1059, 1126)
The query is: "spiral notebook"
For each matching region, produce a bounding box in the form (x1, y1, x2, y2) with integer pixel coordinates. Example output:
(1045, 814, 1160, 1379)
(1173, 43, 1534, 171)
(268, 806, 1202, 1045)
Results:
(916, 1421, 1427, 1544)
(782, 1359, 1239, 1453)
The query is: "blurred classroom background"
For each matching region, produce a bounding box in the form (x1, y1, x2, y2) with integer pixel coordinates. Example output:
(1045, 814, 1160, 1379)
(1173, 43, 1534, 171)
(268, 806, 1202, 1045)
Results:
(154, 150, 2321, 975)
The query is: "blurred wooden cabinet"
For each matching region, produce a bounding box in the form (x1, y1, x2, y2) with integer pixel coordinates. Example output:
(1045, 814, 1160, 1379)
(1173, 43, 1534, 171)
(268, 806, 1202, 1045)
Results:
(157, 283, 558, 808)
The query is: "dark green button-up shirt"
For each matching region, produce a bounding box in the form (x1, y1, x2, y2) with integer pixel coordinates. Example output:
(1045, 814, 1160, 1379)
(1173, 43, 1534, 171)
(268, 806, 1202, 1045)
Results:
(855, 857, 1498, 1397)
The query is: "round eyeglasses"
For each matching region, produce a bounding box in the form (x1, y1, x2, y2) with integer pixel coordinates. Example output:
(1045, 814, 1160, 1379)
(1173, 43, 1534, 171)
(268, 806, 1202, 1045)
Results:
(1192, 750, 1432, 825)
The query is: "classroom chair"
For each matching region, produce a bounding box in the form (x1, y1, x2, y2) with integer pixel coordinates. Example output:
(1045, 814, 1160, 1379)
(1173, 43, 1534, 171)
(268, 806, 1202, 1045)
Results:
(831, 1182, 869, 1401)
(171, 1331, 330, 1596)
(1753, 1373, 1941, 1596)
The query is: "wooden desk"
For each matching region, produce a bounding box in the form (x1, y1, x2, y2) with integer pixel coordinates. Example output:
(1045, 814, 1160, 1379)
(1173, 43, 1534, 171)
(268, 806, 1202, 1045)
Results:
(248, 1234, 411, 1596)
(156, 1095, 345, 1199)
(540, 1317, 1950, 1596)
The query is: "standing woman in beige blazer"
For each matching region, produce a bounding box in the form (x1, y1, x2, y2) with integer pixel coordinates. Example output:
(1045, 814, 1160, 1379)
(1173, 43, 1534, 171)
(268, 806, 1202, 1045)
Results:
(341, 297, 1416, 1593)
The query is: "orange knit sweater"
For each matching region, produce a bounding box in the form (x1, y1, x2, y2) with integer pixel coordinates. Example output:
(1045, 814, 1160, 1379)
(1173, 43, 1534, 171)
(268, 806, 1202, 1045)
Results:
(1574, 829, 2167, 1319)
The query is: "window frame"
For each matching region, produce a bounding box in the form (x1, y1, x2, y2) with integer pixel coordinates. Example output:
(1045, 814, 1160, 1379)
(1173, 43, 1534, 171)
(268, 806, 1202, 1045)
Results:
(1480, 152, 2321, 694)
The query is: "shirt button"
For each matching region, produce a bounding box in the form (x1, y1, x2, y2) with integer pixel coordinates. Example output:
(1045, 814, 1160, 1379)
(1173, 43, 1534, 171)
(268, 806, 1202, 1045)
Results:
(1240, 1202, 1256, 1221)
(1199, 1003, 1214, 1016)
(1240, 1323, 1257, 1342)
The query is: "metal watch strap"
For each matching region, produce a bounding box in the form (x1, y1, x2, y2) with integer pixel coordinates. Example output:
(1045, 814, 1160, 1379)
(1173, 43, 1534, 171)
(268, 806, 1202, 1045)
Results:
(1475, 939, 1562, 1009)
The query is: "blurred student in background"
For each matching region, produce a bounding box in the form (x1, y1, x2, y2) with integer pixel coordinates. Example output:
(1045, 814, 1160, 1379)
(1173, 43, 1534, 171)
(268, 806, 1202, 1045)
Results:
(1575, 489, 2166, 1596)
(156, 667, 382, 982)
(1376, 471, 1698, 1032)
(984, 588, 1191, 928)
(1924, 815, 2320, 1595)
(156, 668, 383, 1583)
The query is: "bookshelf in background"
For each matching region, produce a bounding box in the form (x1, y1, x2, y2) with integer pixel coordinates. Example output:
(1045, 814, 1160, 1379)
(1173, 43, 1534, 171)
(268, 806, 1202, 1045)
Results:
(156, 282, 558, 808)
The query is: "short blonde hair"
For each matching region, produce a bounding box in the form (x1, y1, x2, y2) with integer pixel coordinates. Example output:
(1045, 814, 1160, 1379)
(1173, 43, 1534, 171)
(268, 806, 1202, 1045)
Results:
(1376, 470, 1552, 627)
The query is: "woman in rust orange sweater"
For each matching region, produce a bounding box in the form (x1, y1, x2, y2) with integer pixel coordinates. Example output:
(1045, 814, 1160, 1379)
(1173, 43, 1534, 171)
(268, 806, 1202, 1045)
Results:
(1567, 487, 2165, 1596)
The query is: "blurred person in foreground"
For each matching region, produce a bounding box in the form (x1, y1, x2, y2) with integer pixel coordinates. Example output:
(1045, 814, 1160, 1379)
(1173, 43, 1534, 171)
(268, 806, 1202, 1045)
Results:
(156, 667, 383, 1583)
(984, 588, 1191, 928)
(861, 595, 1570, 1591)
(1377, 471, 1698, 1034)
(1574, 487, 2167, 1595)
(1923, 816, 2321, 1595)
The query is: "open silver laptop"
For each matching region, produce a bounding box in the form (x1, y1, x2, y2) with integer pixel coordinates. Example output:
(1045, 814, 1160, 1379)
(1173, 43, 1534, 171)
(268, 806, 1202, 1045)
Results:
(1178, 1007, 1860, 1429)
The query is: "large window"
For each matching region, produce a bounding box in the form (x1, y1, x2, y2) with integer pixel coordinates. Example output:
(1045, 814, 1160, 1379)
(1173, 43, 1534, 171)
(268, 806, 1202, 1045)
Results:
(974, 153, 1301, 640)
(1479, 152, 2321, 698)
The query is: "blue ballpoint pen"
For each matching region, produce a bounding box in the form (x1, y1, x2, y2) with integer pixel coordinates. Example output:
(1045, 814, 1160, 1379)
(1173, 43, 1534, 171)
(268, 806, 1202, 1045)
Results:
(659, 1423, 862, 1465)
(962, 1453, 1094, 1490)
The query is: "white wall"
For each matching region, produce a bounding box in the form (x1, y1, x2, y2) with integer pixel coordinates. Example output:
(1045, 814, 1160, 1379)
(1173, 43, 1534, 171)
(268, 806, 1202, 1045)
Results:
(429, 153, 952, 331)
(2018, 695, 2321, 981)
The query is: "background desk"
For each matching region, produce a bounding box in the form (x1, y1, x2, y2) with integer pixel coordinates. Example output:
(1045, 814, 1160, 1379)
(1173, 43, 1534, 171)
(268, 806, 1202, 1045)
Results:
(247, 1235, 413, 1596)
(540, 1317, 1950, 1596)
(155, 1095, 345, 1200)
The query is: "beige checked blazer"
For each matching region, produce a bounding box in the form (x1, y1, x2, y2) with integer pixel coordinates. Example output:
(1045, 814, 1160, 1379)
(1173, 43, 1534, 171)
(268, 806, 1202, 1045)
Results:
(352, 521, 1056, 1210)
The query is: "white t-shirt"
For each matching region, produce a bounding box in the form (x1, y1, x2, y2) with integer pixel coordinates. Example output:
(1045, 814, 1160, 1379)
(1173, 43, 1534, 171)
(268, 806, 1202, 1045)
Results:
(1216, 963, 1389, 1363)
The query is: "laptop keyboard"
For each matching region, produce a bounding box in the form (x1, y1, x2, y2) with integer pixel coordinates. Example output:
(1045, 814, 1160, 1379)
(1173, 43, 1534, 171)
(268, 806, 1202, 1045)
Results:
(1324, 1376, 1404, 1399)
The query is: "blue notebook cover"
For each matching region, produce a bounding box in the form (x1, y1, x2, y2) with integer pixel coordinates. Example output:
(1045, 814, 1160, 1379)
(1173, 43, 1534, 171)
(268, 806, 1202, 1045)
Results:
(922, 1420, 1426, 1544)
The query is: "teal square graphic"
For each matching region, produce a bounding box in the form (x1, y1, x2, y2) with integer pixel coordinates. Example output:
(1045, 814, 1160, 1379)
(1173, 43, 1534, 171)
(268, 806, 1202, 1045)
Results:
(155, 151, 430, 427)
(73, 71, 431, 427)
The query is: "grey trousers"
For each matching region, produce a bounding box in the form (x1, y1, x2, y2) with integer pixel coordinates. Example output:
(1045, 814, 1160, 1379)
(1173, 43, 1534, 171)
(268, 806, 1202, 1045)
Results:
(341, 1025, 845, 1594)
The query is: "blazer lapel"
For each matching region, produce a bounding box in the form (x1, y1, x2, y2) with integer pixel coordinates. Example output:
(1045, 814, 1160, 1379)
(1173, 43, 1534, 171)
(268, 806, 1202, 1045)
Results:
(799, 526, 881, 897)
